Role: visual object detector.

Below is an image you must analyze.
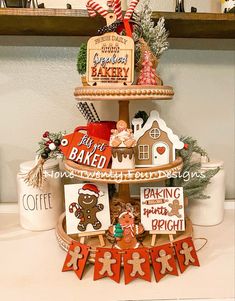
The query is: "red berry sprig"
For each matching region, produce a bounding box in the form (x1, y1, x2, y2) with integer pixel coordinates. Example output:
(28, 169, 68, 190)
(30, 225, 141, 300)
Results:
(40, 132, 61, 160)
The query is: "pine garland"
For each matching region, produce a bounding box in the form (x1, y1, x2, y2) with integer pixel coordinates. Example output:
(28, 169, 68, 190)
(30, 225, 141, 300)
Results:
(167, 137, 220, 201)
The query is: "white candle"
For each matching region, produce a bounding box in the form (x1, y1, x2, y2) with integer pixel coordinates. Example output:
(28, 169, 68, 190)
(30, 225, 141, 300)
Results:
(17, 160, 64, 231)
(188, 160, 225, 226)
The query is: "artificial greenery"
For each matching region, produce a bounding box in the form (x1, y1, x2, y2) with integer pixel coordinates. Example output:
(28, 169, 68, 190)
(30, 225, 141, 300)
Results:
(114, 223, 124, 238)
(134, 0, 169, 63)
(166, 137, 220, 201)
(77, 43, 87, 75)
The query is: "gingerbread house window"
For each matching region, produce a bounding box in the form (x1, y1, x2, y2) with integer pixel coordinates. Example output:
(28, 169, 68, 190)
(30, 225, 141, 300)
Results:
(138, 145, 149, 160)
(149, 128, 160, 139)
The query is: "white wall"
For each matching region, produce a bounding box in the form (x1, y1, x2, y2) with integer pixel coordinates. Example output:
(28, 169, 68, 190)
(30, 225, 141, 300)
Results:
(0, 36, 234, 202)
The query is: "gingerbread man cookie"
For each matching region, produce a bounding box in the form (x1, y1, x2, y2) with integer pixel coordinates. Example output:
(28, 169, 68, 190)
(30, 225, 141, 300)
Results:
(98, 251, 117, 277)
(69, 184, 104, 232)
(168, 199, 183, 218)
(156, 249, 173, 274)
(127, 252, 145, 277)
(109, 209, 144, 249)
(66, 246, 83, 270)
(180, 242, 195, 265)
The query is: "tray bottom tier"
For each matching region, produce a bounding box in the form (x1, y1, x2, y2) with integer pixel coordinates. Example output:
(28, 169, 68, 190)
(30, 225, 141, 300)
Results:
(56, 213, 193, 264)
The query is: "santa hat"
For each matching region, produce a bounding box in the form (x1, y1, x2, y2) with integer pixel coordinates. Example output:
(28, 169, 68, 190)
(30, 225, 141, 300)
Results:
(78, 184, 103, 197)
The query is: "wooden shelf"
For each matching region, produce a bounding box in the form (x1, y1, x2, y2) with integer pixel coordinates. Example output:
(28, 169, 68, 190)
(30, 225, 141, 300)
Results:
(0, 8, 234, 38)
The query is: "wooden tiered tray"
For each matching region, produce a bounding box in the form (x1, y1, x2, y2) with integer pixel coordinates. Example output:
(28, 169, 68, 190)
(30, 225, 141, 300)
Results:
(64, 157, 183, 184)
(74, 85, 174, 101)
(56, 212, 193, 264)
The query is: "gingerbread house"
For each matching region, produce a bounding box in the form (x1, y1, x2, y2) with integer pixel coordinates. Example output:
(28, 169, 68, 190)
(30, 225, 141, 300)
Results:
(132, 110, 184, 167)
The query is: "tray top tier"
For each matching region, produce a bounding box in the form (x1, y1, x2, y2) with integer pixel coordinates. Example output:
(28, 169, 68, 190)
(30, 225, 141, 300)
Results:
(74, 85, 174, 101)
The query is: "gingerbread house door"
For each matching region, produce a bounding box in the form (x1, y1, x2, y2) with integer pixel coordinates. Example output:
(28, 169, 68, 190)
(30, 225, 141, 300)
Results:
(152, 142, 170, 166)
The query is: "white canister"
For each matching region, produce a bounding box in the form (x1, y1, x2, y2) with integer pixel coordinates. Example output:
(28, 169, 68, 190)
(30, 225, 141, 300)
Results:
(188, 160, 225, 226)
(17, 160, 64, 231)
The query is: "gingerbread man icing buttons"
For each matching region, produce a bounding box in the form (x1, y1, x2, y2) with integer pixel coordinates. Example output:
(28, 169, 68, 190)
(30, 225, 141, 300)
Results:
(123, 248, 151, 284)
(174, 237, 200, 273)
(168, 199, 183, 218)
(150, 243, 178, 282)
(94, 248, 122, 283)
(62, 242, 90, 279)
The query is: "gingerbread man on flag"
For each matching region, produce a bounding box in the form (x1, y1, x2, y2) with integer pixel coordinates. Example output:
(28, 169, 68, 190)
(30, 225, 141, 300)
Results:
(66, 246, 84, 270)
(127, 252, 145, 277)
(98, 251, 117, 276)
(180, 242, 195, 265)
(156, 249, 173, 274)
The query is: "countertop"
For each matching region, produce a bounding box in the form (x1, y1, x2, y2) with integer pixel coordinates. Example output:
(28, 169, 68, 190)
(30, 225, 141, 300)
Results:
(0, 209, 234, 301)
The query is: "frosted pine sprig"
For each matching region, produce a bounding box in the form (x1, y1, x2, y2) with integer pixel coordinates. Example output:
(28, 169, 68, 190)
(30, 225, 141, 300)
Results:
(134, 0, 169, 59)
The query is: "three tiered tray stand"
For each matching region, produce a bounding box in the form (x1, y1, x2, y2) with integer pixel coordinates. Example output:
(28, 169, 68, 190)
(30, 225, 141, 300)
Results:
(56, 84, 193, 263)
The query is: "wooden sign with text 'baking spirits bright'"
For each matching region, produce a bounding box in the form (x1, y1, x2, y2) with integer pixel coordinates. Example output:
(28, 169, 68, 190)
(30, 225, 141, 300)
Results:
(87, 32, 134, 86)
(141, 187, 185, 232)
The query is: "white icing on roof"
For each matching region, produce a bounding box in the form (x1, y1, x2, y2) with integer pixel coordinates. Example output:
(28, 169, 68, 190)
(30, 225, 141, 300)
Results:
(132, 110, 184, 149)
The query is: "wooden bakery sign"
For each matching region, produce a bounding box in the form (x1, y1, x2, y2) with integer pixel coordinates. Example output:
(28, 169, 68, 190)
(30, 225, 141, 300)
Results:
(140, 187, 185, 232)
(59, 132, 111, 169)
(87, 32, 134, 85)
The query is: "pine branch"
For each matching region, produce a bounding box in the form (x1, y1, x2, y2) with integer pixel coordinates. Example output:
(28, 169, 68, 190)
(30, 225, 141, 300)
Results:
(167, 136, 219, 201)
(134, 0, 169, 60)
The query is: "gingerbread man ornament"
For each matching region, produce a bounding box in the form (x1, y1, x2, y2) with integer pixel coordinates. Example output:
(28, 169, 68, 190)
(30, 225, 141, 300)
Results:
(66, 246, 83, 270)
(98, 251, 117, 277)
(168, 199, 183, 218)
(156, 249, 173, 274)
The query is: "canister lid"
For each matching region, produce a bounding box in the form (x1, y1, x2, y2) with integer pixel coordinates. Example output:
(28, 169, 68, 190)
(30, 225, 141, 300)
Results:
(201, 160, 224, 169)
(19, 159, 59, 173)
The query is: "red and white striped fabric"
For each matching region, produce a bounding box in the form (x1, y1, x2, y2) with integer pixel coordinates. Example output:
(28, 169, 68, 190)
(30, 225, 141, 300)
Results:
(107, 0, 123, 20)
(124, 0, 139, 20)
(86, 0, 109, 18)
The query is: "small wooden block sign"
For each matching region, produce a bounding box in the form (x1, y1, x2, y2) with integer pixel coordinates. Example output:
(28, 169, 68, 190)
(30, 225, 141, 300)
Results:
(87, 32, 135, 86)
(59, 131, 111, 169)
(140, 187, 185, 232)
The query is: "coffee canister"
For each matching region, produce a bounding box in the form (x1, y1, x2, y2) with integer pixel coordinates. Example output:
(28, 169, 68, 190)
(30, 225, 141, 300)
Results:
(17, 160, 64, 231)
(188, 160, 225, 226)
